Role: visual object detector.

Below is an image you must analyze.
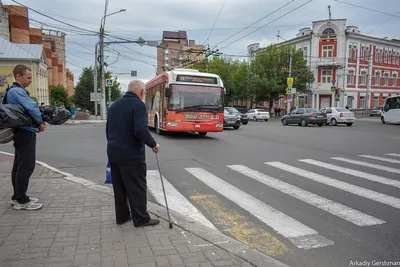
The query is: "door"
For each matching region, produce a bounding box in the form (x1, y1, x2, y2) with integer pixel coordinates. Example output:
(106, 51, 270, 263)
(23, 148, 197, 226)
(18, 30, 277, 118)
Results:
(325, 108, 333, 121)
(319, 95, 331, 109)
(159, 83, 165, 129)
(287, 108, 298, 123)
(294, 108, 305, 123)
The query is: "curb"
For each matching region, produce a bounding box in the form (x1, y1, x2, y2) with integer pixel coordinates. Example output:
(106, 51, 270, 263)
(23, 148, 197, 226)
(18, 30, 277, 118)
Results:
(64, 120, 106, 125)
(0, 151, 289, 267)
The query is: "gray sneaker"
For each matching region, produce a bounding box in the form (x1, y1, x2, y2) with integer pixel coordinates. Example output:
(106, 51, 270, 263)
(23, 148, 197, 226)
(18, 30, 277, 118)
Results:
(13, 200, 43, 210)
(10, 197, 38, 206)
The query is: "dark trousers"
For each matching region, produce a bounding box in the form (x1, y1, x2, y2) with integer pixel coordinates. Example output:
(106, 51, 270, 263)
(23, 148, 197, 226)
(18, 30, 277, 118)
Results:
(11, 129, 36, 204)
(110, 162, 150, 226)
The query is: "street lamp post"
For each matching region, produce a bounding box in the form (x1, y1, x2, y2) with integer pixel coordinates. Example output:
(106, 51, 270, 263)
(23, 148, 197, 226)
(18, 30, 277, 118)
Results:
(97, 9, 126, 120)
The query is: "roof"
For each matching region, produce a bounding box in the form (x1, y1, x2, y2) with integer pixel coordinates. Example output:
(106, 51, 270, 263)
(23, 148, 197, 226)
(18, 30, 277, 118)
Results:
(162, 31, 187, 40)
(0, 36, 44, 60)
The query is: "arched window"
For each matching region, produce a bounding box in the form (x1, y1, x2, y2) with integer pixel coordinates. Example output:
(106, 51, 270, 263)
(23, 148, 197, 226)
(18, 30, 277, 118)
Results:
(322, 28, 336, 36)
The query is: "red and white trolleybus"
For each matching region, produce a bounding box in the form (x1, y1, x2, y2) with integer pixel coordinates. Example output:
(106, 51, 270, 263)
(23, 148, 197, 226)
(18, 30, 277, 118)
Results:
(145, 69, 225, 136)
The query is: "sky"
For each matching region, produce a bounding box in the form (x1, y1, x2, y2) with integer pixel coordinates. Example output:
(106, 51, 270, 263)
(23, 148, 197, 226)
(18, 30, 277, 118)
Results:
(3, 0, 399, 91)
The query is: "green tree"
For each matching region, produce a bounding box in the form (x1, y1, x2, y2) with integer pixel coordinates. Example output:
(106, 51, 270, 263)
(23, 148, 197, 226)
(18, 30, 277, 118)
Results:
(74, 67, 94, 113)
(67, 95, 75, 105)
(251, 44, 314, 109)
(49, 85, 68, 106)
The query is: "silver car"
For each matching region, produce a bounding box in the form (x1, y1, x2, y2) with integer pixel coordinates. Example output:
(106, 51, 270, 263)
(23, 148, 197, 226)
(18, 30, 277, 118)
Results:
(320, 107, 356, 126)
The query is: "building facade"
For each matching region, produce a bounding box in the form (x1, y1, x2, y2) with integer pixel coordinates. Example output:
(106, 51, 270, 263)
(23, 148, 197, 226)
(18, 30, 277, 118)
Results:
(157, 30, 204, 75)
(251, 19, 400, 110)
(1, 4, 74, 96)
(0, 36, 50, 105)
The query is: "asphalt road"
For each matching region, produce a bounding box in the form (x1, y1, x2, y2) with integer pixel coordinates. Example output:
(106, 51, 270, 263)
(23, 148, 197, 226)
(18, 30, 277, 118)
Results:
(1, 117, 400, 267)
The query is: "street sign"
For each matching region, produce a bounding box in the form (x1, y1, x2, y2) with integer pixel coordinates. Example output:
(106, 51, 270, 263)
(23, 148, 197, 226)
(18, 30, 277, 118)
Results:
(287, 94, 292, 99)
(90, 92, 102, 102)
(106, 79, 114, 87)
(330, 86, 336, 92)
(332, 80, 336, 85)
(286, 87, 292, 94)
(131, 71, 137, 77)
(287, 77, 294, 87)
(137, 37, 145, 47)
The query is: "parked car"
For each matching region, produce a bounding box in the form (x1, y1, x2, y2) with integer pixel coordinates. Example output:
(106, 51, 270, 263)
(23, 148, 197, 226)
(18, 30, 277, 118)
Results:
(223, 108, 241, 129)
(320, 107, 356, 126)
(235, 107, 249, 114)
(225, 107, 248, 125)
(370, 106, 383, 116)
(281, 108, 327, 126)
(246, 109, 270, 121)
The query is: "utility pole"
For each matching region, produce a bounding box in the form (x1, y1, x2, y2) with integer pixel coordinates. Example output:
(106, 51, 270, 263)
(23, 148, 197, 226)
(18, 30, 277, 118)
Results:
(94, 43, 98, 119)
(99, 26, 107, 120)
(286, 49, 293, 115)
(365, 51, 372, 110)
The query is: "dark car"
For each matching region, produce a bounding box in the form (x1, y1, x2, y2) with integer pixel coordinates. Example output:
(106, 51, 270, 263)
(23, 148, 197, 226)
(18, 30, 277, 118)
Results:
(225, 107, 248, 125)
(281, 108, 327, 127)
(223, 108, 241, 129)
(370, 106, 383, 116)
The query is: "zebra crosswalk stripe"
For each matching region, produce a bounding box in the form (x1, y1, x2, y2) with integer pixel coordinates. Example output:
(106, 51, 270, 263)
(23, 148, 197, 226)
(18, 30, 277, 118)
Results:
(358, 155, 400, 164)
(385, 153, 400, 157)
(299, 159, 400, 189)
(266, 162, 400, 209)
(147, 170, 216, 230)
(228, 164, 385, 226)
(331, 157, 400, 174)
(185, 167, 335, 249)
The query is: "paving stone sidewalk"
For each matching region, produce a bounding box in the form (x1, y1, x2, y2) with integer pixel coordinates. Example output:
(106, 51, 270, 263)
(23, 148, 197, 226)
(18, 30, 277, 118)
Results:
(0, 153, 256, 267)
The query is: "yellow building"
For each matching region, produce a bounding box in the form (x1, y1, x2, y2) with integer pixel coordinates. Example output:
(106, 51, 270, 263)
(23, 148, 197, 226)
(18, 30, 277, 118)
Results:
(0, 36, 50, 105)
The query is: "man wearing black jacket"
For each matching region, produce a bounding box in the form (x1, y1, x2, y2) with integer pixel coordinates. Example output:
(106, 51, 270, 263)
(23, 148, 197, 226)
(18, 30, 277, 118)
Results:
(106, 80, 160, 227)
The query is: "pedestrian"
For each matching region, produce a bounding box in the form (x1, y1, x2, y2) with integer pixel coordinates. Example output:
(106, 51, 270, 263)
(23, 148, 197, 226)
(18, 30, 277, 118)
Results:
(70, 104, 76, 121)
(106, 79, 161, 227)
(5, 64, 46, 210)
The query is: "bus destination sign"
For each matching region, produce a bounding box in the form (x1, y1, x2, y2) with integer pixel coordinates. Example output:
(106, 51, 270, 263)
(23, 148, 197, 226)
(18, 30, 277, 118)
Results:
(177, 75, 218, 84)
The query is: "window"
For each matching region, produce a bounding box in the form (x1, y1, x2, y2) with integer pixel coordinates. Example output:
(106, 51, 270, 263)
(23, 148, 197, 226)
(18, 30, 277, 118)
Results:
(375, 71, 380, 85)
(393, 73, 398, 87)
(361, 45, 365, 60)
(379, 48, 383, 62)
(322, 28, 336, 36)
(349, 44, 356, 60)
(388, 50, 392, 64)
(347, 70, 355, 84)
(360, 70, 367, 85)
(384, 48, 387, 63)
(360, 96, 365, 109)
(374, 96, 379, 107)
(365, 46, 370, 60)
(322, 69, 332, 83)
(303, 47, 307, 60)
(322, 45, 334, 57)
(397, 52, 400, 65)
(393, 51, 397, 64)
(375, 48, 379, 62)
(384, 72, 390, 86)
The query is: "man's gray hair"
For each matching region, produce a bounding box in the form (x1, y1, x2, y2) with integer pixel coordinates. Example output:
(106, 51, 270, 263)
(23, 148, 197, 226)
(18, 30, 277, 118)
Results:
(127, 80, 145, 93)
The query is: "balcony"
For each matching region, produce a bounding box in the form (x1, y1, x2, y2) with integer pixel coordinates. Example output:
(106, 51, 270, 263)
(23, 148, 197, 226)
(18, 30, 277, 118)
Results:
(316, 57, 342, 67)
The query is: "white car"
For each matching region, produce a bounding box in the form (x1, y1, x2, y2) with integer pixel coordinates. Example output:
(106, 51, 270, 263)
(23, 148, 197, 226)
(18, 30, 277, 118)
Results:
(246, 109, 270, 121)
(320, 107, 356, 126)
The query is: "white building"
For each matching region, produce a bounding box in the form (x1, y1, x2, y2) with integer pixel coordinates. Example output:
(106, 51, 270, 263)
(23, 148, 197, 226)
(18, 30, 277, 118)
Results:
(251, 19, 400, 110)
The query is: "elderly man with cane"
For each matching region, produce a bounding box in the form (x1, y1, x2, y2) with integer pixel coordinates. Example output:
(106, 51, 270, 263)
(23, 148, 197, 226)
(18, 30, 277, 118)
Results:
(106, 79, 160, 227)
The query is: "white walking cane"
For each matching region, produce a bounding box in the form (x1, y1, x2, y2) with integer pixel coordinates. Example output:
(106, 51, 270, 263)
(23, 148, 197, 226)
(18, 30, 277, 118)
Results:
(155, 152, 173, 229)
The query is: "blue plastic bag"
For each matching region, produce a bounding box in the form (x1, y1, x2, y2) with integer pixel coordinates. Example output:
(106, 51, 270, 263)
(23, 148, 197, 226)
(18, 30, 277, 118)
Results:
(105, 161, 112, 184)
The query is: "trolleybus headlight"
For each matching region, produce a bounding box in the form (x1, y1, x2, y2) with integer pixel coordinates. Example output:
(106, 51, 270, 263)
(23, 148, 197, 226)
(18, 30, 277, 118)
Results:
(167, 122, 179, 127)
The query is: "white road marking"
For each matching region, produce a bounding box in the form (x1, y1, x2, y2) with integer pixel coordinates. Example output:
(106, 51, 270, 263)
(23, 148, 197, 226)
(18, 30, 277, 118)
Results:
(331, 157, 400, 175)
(267, 162, 400, 209)
(228, 165, 385, 226)
(185, 167, 334, 249)
(385, 153, 400, 158)
(147, 170, 216, 230)
(299, 159, 400, 189)
(359, 155, 400, 164)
